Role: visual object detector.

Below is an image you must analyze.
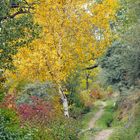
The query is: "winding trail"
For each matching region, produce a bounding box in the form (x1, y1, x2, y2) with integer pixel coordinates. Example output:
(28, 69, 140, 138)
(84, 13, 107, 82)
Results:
(88, 107, 104, 129)
(80, 104, 113, 140)
(94, 129, 113, 140)
(79, 106, 104, 135)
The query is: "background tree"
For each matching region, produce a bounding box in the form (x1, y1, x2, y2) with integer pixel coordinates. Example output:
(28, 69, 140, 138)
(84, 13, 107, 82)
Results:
(100, 0, 140, 92)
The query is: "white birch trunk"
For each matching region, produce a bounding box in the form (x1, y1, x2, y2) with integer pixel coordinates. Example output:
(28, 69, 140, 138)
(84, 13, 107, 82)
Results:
(58, 85, 69, 117)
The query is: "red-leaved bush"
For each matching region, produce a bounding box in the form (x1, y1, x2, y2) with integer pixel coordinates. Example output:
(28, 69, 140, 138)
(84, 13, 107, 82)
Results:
(0, 94, 54, 126)
(18, 96, 54, 126)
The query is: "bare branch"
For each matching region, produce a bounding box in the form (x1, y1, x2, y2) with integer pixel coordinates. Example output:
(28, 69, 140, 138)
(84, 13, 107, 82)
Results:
(1, 9, 29, 20)
(85, 63, 98, 70)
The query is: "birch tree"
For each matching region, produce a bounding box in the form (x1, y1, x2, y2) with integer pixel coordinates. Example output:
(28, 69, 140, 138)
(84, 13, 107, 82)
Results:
(5, 0, 119, 117)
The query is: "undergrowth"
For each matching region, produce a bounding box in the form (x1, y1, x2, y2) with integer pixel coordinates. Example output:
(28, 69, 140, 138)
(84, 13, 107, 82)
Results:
(109, 101, 140, 140)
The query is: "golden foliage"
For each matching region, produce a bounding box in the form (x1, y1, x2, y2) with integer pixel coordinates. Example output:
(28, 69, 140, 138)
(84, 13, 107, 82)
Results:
(6, 0, 119, 84)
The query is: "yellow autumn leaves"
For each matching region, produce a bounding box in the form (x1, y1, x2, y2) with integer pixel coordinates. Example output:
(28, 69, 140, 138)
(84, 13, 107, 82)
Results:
(6, 0, 119, 85)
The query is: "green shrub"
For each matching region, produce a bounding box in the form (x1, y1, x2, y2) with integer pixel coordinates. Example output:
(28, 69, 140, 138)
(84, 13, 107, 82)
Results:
(17, 82, 57, 104)
(82, 106, 91, 114)
(109, 103, 140, 140)
(70, 106, 83, 119)
(67, 90, 91, 119)
(0, 108, 34, 140)
(30, 116, 80, 140)
(70, 104, 90, 119)
(0, 91, 5, 102)
(109, 121, 140, 140)
(47, 117, 80, 140)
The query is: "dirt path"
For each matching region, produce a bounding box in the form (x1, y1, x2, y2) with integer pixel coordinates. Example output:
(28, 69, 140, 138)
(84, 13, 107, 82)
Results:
(94, 129, 113, 140)
(88, 107, 104, 129)
(79, 106, 104, 135)
(80, 104, 113, 140)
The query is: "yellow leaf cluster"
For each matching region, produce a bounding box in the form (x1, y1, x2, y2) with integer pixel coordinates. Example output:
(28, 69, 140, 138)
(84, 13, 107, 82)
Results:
(6, 0, 119, 85)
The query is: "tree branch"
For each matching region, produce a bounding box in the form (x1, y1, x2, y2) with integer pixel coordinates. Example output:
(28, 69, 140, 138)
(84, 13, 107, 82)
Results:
(1, 9, 29, 20)
(0, 1, 37, 21)
(85, 63, 98, 70)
